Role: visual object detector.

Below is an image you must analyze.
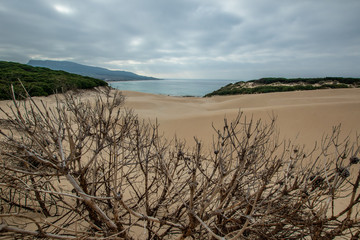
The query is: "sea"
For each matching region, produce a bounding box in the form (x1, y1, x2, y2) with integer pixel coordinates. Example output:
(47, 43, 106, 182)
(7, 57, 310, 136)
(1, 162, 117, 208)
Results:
(108, 79, 236, 97)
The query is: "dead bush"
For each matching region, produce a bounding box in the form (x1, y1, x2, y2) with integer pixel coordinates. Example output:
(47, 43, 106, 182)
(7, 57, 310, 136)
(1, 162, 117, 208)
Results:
(0, 87, 359, 239)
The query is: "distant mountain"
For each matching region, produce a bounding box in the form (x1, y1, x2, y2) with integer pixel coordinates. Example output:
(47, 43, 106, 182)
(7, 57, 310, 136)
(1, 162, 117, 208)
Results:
(27, 60, 159, 81)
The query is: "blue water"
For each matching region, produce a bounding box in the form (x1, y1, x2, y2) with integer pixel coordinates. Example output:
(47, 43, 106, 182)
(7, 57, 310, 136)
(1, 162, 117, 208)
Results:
(109, 79, 235, 97)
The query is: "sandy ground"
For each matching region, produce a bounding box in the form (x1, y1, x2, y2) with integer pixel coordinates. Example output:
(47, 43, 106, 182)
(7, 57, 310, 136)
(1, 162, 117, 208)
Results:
(121, 88, 360, 149)
(123, 88, 360, 218)
(0, 88, 359, 237)
(1, 87, 359, 149)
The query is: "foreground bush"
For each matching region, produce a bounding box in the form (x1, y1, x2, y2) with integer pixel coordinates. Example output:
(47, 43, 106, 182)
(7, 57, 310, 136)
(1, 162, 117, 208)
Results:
(0, 88, 359, 239)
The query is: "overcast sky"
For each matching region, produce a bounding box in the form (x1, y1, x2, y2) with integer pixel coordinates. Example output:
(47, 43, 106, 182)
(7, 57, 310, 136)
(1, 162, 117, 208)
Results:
(1, 0, 360, 80)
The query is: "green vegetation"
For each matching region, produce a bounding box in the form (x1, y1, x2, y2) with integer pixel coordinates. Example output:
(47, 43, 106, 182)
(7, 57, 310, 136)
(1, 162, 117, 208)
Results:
(0, 61, 108, 100)
(249, 77, 360, 85)
(205, 77, 360, 97)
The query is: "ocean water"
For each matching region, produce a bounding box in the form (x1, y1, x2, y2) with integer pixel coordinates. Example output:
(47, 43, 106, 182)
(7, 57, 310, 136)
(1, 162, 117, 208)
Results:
(108, 79, 235, 97)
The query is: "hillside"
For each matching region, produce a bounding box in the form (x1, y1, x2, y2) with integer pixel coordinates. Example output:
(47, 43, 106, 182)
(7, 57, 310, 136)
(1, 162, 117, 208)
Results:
(0, 61, 108, 100)
(205, 77, 360, 97)
(28, 60, 159, 81)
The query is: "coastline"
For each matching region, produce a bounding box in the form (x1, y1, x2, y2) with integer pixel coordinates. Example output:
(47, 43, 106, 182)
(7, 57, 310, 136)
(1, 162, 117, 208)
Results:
(108, 78, 235, 97)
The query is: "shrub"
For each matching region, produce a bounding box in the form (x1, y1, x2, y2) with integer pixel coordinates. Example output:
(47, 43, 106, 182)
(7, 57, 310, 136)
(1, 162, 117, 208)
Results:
(0, 61, 108, 100)
(205, 77, 360, 97)
(0, 88, 359, 239)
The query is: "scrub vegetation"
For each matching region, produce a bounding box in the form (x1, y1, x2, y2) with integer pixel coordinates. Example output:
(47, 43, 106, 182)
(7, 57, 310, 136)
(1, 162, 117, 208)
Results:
(205, 77, 360, 97)
(0, 61, 108, 100)
(0, 87, 359, 239)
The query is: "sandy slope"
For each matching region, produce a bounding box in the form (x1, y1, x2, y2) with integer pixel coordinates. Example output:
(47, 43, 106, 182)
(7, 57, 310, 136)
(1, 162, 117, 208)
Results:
(122, 88, 360, 148)
(1, 88, 359, 148)
(124, 88, 360, 233)
(0, 88, 359, 237)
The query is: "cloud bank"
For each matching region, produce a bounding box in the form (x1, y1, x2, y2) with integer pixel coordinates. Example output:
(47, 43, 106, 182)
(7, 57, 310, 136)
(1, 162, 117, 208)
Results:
(1, 0, 359, 79)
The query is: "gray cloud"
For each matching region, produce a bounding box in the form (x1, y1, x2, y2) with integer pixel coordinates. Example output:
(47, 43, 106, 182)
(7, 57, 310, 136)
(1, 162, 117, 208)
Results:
(0, 0, 359, 79)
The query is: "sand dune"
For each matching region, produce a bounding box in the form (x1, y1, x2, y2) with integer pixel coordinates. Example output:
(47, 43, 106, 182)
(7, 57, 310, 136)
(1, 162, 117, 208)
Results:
(0, 88, 359, 237)
(1, 88, 359, 148)
(122, 88, 360, 148)
(122, 88, 360, 222)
